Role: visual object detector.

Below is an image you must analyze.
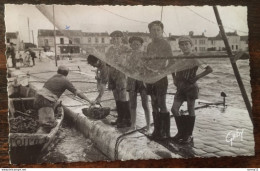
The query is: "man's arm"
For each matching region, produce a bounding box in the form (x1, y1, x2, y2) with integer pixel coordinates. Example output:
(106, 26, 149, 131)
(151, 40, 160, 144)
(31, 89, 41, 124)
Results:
(75, 90, 95, 105)
(95, 83, 106, 104)
(190, 66, 213, 83)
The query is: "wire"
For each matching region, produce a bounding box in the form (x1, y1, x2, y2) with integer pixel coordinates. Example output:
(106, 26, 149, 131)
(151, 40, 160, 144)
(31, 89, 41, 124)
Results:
(98, 7, 149, 24)
(185, 7, 248, 34)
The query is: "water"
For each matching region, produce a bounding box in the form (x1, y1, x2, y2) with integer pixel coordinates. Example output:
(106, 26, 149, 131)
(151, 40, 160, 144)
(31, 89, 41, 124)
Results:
(39, 121, 109, 163)
(198, 59, 251, 109)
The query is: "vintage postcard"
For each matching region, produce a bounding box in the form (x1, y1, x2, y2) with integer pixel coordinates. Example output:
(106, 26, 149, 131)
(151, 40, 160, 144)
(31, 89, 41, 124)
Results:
(5, 4, 254, 164)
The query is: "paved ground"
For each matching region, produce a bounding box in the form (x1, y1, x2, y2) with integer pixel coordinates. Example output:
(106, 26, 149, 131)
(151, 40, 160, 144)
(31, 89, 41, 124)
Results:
(8, 57, 255, 160)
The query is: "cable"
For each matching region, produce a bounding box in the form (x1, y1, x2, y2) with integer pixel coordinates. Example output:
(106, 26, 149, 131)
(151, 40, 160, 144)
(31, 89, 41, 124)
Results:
(185, 7, 248, 34)
(98, 7, 149, 24)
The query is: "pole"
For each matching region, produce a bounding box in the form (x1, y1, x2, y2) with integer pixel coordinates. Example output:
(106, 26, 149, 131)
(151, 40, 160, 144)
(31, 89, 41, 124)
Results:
(213, 6, 253, 123)
(160, 6, 163, 21)
(31, 30, 34, 45)
(53, 5, 57, 66)
(27, 17, 31, 43)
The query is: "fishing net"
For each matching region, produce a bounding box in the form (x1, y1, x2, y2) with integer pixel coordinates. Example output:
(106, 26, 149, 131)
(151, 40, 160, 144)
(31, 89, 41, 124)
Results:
(36, 5, 204, 84)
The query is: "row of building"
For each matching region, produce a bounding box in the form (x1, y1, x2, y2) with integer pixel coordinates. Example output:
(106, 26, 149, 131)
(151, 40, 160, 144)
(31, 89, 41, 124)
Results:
(6, 29, 248, 56)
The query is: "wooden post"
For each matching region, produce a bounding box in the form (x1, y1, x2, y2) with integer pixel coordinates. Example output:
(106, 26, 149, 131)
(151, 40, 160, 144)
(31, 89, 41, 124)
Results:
(213, 6, 253, 123)
(53, 5, 57, 67)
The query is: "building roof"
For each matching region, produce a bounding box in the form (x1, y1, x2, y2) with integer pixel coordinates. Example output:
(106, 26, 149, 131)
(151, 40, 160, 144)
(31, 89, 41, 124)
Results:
(38, 29, 83, 37)
(240, 35, 248, 42)
(82, 32, 109, 37)
(168, 35, 180, 41)
(191, 35, 206, 39)
(123, 32, 150, 37)
(6, 32, 18, 39)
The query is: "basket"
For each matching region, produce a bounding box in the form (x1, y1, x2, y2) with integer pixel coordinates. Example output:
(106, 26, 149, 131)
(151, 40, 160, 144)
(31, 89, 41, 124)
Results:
(82, 104, 110, 120)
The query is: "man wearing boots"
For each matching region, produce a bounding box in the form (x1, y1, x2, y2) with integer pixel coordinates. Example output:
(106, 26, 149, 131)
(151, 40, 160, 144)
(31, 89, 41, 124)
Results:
(171, 36, 213, 144)
(146, 21, 173, 140)
(88, 31, 131, 128)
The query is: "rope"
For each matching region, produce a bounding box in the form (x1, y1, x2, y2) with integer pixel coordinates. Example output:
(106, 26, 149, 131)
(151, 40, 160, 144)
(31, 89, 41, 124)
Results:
(185, 7, 248, 34)
(98, 7, 149, 24)
(113, 101, 225, 160)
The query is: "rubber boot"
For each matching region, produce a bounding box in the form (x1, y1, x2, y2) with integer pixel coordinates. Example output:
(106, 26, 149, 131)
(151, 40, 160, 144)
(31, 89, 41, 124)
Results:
(178, 115, 195, 144)
(171, 115, 185, 142)
(150, 112, 162, 139)
(117, 101, 131, 128)
(124, 101, 132, 127)
(111, 101, 122, 125)
(160, 112, 171, 139)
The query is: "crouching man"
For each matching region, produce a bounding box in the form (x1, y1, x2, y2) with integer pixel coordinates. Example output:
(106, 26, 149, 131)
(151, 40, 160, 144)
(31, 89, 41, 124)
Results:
(34, 65, 94, 127)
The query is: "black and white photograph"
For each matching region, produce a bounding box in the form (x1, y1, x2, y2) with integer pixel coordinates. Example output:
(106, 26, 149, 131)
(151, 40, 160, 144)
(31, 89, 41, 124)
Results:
(5, 4, 254, 164)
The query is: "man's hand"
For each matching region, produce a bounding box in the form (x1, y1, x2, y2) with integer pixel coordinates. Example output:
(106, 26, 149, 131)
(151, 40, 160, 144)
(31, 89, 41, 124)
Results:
(188, 77, 198, 84)
(89, 100, 96, 106)
(94, 97, 101, 104)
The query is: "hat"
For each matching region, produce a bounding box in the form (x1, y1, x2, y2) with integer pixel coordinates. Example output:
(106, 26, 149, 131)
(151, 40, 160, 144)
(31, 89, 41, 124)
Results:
(58, 65, 69, 71)
(110, 31, 123, 37)
(178, 36, 193, 45)
(129, 36, 144, 44)
(148, 20, 164, 30)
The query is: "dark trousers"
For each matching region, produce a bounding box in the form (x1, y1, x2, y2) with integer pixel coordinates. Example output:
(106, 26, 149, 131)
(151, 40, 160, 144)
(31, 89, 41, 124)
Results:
(32, 58, 35, 66)
(11, 57, 16, 67)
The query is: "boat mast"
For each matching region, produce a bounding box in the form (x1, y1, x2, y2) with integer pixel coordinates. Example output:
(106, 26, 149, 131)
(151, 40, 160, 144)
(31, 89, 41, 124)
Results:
(213, 6, 253, 124)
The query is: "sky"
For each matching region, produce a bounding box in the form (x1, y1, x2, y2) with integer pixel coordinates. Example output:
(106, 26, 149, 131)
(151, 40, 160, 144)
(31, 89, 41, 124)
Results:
(5, 4, 248, 45)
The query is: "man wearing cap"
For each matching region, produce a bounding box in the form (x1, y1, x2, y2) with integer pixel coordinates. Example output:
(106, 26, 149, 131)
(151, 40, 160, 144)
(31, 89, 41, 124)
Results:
(7, 42, 16, 68)
(171, 36, 213, 144)
(105, 30, 132, 128)
(146, 20, 173, 140)
(34, 65, 94, 127)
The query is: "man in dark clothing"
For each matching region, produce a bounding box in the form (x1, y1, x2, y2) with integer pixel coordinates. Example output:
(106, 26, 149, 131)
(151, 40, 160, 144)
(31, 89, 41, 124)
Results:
(26, 48, 37, 66)
(146, 21, 173, 140)
(34, 65, 94, 126)
(8, 43, 16, 68)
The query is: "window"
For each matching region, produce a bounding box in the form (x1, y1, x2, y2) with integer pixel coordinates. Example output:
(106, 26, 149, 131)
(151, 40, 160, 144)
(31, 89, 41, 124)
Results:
(44, 39, 49, 46)
(7, 38, 10, 43)
(199, 47, 206, 51)
(232, 45, 234, 50)
(69, 40, 72, 44)
(60, 38, 64, 44)
(95, 37, 99, 43)
(199, 39, 205, 45)
(102, 37, 105, 43)
(74, 38, 80, 44)
(88, 37, 91, 43)
(236, 45, 238, 50)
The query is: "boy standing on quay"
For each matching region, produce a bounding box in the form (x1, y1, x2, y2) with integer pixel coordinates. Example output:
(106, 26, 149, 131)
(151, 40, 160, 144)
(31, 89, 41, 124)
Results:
(171, 36, 213, 144)
(126, 36, 151, 132)
(146, 21, 173, 140)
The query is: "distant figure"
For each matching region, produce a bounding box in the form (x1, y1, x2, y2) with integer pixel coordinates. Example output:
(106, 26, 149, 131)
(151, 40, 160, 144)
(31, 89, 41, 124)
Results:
(34, 65, 95, 127)
(39, 50, 42, 61)
(171, 36, 213, 144)
(7, 42, 16, 68)
(26, 48, 37, 66)
(126, 36, 151, 132)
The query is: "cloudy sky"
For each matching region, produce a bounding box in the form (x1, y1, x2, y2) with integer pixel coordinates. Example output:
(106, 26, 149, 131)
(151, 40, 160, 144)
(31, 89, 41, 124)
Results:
(5, 4, 248, 45)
